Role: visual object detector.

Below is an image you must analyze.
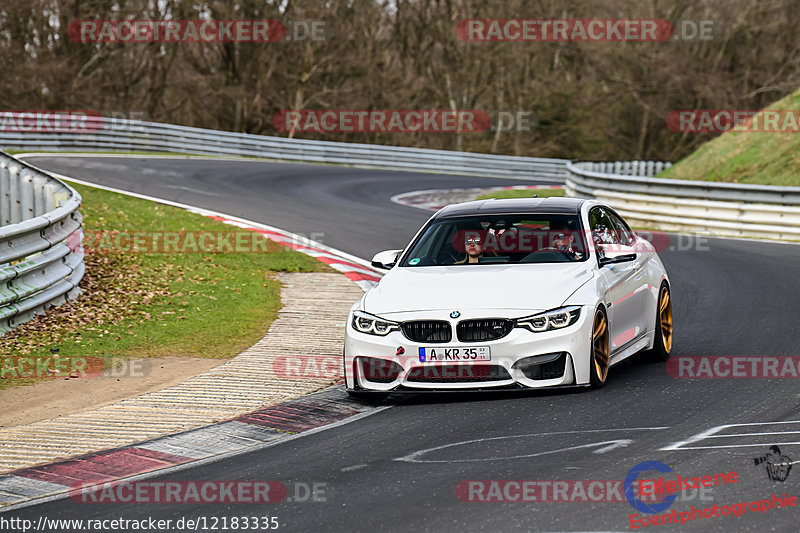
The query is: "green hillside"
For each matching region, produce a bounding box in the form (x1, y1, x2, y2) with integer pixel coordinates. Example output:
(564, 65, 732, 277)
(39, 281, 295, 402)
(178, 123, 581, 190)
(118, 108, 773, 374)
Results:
(658, 88, 800, 186)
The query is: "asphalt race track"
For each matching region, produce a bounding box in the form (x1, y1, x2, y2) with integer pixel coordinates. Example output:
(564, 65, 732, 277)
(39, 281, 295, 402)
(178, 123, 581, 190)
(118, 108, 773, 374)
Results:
(10, 155, 800, 532)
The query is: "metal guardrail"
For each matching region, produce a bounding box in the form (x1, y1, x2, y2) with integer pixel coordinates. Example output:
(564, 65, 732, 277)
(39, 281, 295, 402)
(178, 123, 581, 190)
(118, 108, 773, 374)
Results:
(0, 150, 84, 336)
(0, 117, 569, 182)
(567, 161, 800, 241)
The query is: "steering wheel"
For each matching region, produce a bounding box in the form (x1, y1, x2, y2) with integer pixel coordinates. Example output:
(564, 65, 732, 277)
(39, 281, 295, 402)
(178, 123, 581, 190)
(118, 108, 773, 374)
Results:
(522, 248, 573, 263)
(445, 252, 463, 264)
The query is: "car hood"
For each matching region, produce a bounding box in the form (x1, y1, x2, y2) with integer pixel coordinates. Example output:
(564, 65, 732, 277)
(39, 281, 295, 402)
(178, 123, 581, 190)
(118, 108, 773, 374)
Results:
(363, 263, 594, 316)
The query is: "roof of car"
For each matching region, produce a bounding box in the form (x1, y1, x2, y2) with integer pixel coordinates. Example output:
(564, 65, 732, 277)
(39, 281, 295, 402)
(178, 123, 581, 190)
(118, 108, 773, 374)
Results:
(434, 197, 586, 218)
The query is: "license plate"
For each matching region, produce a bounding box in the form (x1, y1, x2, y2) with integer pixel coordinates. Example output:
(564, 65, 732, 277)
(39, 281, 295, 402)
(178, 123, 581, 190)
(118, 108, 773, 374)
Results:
(418, 346, 490, 362)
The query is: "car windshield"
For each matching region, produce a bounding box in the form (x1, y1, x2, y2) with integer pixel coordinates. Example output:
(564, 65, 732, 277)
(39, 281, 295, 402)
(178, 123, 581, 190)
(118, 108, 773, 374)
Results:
(400, 213, 588, 266)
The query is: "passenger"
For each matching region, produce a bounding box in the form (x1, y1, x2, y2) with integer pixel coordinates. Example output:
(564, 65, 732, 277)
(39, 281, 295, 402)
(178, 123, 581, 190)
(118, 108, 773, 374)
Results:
(456, 232, 484, 264)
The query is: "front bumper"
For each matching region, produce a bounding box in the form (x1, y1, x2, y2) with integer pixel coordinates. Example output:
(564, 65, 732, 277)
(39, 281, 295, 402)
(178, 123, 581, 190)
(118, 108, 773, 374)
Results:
(344, 308, 593, 391)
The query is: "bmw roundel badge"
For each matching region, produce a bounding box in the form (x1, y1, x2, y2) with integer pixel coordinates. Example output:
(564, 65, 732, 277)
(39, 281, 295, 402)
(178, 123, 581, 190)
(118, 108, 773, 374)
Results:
(450, 311, 460, 319)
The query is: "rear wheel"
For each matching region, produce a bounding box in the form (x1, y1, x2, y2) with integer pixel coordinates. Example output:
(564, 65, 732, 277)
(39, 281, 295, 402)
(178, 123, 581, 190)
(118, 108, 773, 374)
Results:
(589, 307, 610, 388)
(642, 282, 673, 362)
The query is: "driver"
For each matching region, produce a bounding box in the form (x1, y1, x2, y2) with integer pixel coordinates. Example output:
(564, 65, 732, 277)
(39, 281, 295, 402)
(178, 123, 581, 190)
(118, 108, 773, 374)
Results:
(550, 221, 580, 260)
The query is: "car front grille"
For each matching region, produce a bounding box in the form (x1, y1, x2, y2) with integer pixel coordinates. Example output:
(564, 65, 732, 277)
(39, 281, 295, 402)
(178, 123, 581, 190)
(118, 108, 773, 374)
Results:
(456, 319, 513, 342)
(401, 320, 452, 343)
(406, 364, 511, 383)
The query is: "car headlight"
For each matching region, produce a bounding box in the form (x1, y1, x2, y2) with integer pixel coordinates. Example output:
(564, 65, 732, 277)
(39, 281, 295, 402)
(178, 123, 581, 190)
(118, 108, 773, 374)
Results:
(351, 311, 400, 336)
(515, 306, 581, 332)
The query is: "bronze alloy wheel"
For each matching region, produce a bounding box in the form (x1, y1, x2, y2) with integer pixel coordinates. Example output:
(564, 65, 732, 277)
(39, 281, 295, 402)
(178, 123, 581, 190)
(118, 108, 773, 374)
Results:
(640, 282, 673, 363)
(658, 285, 673, 354)
(590, 308, 610, 387)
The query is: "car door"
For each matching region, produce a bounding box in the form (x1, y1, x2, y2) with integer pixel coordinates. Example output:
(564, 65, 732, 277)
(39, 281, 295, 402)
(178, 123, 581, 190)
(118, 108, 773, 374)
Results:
(589, 207, 643, 355)
(606, 208, 657, 347)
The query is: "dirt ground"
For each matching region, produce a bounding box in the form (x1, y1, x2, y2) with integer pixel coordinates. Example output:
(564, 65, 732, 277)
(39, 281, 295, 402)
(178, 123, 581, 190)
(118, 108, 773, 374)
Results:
(0, 357, 224, 428)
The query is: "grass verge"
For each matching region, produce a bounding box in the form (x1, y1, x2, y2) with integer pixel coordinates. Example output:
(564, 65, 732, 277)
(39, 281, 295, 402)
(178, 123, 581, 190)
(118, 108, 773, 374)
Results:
(475, 188, 566, 200)
(658, 87, 800, 186)
(0, 182, 330, 390)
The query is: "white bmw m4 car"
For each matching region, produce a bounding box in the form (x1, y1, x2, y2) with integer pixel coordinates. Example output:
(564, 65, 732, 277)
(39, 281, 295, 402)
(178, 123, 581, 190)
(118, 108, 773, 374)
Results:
(344, 197, 672, 396)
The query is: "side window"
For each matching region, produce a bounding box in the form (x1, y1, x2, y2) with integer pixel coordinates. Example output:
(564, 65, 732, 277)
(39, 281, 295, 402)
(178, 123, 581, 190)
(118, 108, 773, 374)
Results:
(589, 207, 616, 247)
(606, 209, 635, 246)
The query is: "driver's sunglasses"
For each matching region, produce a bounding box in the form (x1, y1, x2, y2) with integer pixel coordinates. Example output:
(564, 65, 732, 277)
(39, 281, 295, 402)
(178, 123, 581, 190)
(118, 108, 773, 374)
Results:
(465, 237, 482, 245)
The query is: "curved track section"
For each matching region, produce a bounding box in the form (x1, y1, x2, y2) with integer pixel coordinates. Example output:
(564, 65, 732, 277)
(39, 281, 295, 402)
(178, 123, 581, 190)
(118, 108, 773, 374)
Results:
(10, 155, 800, 532)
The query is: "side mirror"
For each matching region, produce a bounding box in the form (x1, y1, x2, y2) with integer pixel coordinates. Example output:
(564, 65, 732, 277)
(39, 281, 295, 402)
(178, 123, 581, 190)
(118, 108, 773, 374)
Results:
(598, 244, 637, 266)
(371, 249, 402, 269)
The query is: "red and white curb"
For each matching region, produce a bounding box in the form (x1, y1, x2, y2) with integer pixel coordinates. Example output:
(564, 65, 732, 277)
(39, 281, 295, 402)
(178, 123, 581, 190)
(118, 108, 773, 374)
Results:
(391, 184, 563, 212)
(202, 215, 382, 290)
(27, 166, 384, 291)
(0, 389, 383, 510)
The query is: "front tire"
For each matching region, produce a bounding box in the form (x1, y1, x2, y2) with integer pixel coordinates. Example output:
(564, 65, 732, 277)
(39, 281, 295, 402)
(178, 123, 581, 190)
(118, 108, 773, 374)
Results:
(642, 282, 673, 363)
(589, 307, 610, 388)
